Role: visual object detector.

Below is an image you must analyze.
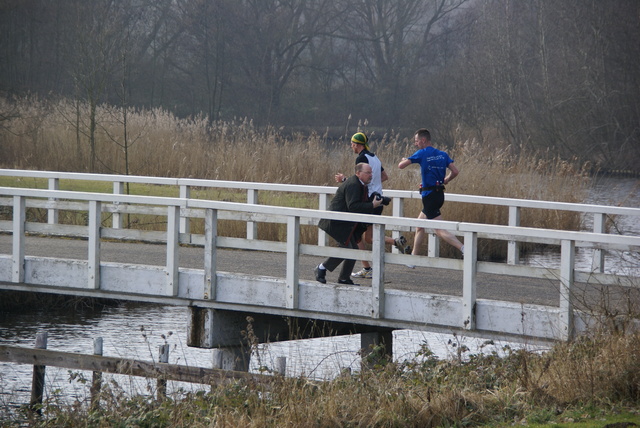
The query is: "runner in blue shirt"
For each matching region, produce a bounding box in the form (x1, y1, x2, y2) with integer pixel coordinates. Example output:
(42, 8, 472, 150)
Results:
(398, 128, 464, 266)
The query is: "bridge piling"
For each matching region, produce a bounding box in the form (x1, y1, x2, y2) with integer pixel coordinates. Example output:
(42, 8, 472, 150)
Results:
(360, 331, 393, 369)
(275, 356, 287, 375)
(212, 346, 250, 372)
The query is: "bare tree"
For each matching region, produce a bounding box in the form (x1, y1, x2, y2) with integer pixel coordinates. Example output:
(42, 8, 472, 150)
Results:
(222, 0, 338, 124)
(63, 0, 131, 171)
(336, 0, 469, 128)
(175, 0, 232, 122)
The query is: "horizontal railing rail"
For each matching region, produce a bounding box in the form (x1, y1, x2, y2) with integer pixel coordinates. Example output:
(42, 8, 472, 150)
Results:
(2, 169, 637, 215)
(2, 168, 639, 272)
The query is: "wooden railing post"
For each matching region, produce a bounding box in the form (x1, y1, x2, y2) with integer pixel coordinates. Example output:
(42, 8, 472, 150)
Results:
(391, 197, 404, 253)
(246, 189, 258, 240)
(166, 205, 180, 296)
(179, 185, 191, 234)
(12, 195, 25, 283)
(30, 332, 47, 414)
(317, 193, 329, 246)
(462, 231, 478, 330)
(204, 209, 218, 300)
(591, 212, 606, 273)
(88, 201, 101, 289)
(286, 216, 300, 309)
(371, 224, 386, 319)
(47, 178, 59, 225)
(559, 239, 575, 341)
(112, 181, 124, 229)
(428, 232, 440, 258)
(507, 206, 521, 265)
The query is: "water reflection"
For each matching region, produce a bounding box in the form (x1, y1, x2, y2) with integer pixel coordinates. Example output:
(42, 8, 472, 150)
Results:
(522, 177, 640, 276)
(1, 301, 522, 412)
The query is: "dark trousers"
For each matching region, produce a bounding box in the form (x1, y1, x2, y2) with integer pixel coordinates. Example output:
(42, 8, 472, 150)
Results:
(322, 233, 359, 281)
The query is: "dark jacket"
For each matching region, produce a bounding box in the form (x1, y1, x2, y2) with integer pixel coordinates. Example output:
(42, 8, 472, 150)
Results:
(318, 175, 374, 245)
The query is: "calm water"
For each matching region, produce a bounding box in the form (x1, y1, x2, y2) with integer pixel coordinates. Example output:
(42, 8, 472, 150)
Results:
(1, 177, 637, 413)
(1, 303, 498, 413)
(521, 177, 639, 276)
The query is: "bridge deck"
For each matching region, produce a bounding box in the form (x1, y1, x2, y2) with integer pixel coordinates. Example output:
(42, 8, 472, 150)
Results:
(1, 234, 611, 310)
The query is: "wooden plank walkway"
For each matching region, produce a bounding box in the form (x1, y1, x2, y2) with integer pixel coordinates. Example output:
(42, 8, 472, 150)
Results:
(0, 233, 567, 307)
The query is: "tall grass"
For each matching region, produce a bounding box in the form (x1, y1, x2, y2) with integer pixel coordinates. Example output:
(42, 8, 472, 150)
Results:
(0, 95, 589, 258)
(13, 332, 640, 427)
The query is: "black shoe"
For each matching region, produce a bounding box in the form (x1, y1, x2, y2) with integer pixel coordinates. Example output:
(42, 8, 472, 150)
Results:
(314, 266, 326, 284)
(338, 278, 358, 286)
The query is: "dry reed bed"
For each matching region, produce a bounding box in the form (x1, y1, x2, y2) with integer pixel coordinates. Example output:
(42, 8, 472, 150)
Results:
(0, 96, 591, 259)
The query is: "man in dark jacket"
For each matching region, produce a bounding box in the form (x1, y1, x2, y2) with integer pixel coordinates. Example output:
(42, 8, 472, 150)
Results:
(315, 163, 382, 285)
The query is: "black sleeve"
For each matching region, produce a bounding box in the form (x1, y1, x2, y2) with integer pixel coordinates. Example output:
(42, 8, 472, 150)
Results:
(355, 152, 369, 165)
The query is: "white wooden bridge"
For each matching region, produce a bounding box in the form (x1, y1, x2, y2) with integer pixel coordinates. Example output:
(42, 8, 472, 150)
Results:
(0, 169, 638, 369)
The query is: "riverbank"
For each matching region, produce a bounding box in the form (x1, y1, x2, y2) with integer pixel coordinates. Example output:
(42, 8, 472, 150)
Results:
(5, 332, 639, 427)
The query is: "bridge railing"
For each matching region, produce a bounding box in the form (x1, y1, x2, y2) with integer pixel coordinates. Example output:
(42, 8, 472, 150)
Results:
(1, 185, 639, 341)
(1, 169, 638, 273)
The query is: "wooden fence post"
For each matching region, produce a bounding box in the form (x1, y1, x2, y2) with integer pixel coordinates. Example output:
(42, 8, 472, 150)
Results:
(90, 337, 103, 411)
(157, 344, 170, 400)
(30, 332, 47, 414)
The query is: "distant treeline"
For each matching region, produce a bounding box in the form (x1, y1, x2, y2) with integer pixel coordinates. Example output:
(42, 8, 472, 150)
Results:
(1, 0, 638, 172)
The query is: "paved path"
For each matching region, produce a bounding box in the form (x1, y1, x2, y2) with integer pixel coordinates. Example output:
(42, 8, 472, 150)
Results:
(1, 234, 564, 307)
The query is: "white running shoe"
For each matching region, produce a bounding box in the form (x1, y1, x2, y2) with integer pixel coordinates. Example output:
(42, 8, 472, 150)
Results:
(351, 268, 373, 278)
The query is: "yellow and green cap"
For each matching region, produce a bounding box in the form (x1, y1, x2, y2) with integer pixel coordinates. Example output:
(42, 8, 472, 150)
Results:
(351, 132, 369, 150)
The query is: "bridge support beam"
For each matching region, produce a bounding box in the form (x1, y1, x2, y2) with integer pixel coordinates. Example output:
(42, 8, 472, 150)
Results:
(188, 307, 396, 371)
(188, 307, 295, 348)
